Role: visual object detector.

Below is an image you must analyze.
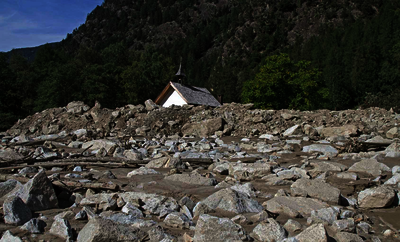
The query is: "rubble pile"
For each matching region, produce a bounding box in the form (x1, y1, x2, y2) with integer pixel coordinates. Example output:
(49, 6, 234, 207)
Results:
(0, 100, 400, 241)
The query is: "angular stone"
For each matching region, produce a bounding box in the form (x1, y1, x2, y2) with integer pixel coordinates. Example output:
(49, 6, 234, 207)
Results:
(181, 118, 224, 137)
(320, 125, 357, 138)
(283, 125, 302, 137)
(230, 183, 256, 197)
(164, 173, 216, 186)
(10, 170, 58, 211)
(332, 218, 355, 233)
(348, 159, 390, 177)
(201, 188, 263, 214)
(121, 202, 144, 218)
(164, 212, 191, 229)
(291, 178, 341, 203)
(229, 163, 271, 180)
(311, 162, 347, 172)
(310, 207, 340, 225)
(295, 223, 327, 242)
(100, 211, 138, 224)
(265, 196, 329, 218)
(127, 167, 160, 177)
(20, 218, 46, 234)
(284, 219, 302, 233)
(3, 196, 32, 225)
(77, 217, 146, 242)
(251, 218, 287, 242)
(193, 214, 247, 242)
(302, 144, 338, 155)
(82, 139, 117, 153)
(49, 217, 73, 240)
(0, 231, 22, 242)
(335, 232, 363, 242)
(358, 186, 395, 208)
(384, 173, 400, 185)
(0, 180, 21, 198)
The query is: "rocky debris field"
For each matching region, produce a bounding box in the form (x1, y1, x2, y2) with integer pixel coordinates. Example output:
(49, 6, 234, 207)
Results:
(1, 101, 400, 241)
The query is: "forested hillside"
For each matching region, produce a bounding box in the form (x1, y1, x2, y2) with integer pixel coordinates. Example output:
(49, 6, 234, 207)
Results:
(1, 0, 400, 130)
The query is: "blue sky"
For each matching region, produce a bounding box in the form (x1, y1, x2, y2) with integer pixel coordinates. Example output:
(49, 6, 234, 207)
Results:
(0, 0, 104, 52)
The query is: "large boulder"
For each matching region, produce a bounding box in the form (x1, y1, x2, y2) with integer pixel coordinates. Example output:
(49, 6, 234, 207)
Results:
(251, 218, 287, 242)
(181, 118, 224, 137)
(358, 186, 395, 208)
(3, 196, 32, 225)
(193, 214, 247, 242)
(200, 188, 263, 214)
(290, 178, 341, 203)
(348, 159, 391, 176)
(320, 125, 357, 137)
(10, 171, 58, 211)
(164, 173, 217, 186)
(77, 217, 146, 242)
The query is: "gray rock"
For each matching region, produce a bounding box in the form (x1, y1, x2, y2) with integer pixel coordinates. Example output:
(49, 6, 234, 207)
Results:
(201, 188, 263, 214)
(290, 178, 341, 203)
(49, 217, 73, 240)
(145, 99, 158, 111)
(251, 218, 287, 242)
(18, 167, 38, 175)
(100, 170, 117, 179)
(145, 157, 185, 169)
(100, 211, 138, 224)
(229, 163, 272, 180)
(123, 150, 143, 160)
(0, 149, 24, 161)
(10, 170, 58, 211)
(392, 165, 400, 175)
(311, 162, 347, 172)
(385, 142, 400, 154)
(82, 139, 117, 153)
(164, 173, 216, 186)
(336, 172, 358, 180)
(357, 222, 372, 234)
(181, 118, 224, 137)
(332, 218, 355, 233)
(75, 210, 87, 220)
(302, 144, 338, 155)
(284, 219, 302, 233)
(3, 196, 32, 225)
(283, 125, 302, 136)
(213, 162, 230, 175)
(348, 159, 390, 176)
(231, 183, 256, 197)
(320, 125, 357, 138)
(20, 218, 46, 234)
(54, 211, 75, 221)
(310, 207, 340, 225)
(193, 214, 247, 242)
(164, 212, 192, 229)
(264, 196, 329, 218)
(121, 202, 144, 218)
(295, 223, 327, 242)
(77, 217, 146, 242)
(67, 101, 90, 114)
(127, 167, 160, 177)
(335, 232, 363, 242)
(148, 225, 176, 242)
(384, 173, 400, 185)
(358, 186, 395, 208)
(0, 231, 22, 242)
(0, 180, 20, 198)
